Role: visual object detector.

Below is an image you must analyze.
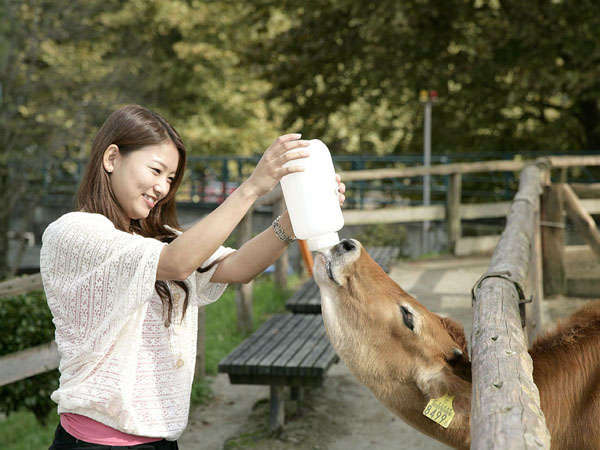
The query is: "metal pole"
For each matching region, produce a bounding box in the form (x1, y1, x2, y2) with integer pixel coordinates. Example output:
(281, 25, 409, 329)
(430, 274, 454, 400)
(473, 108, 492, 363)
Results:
(423, 100, 432, 253)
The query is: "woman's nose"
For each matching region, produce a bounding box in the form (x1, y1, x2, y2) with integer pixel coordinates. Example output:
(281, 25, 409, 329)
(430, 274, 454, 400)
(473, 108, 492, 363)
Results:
(154, 180, 169, 199)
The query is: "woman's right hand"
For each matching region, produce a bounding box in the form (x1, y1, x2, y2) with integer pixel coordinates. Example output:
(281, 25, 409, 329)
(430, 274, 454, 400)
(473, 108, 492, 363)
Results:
(244, 134, 310, 197)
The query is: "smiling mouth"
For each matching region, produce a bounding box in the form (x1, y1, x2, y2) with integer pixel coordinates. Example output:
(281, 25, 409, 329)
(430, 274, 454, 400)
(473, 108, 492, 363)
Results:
(142, 194, 157, 208)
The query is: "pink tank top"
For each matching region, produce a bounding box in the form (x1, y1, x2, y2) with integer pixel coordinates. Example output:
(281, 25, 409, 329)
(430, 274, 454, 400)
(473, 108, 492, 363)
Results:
(60, 413, 162, 445)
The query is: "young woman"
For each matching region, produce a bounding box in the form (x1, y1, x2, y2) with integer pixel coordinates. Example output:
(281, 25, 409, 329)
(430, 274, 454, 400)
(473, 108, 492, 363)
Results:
(42, 105, 345, 449)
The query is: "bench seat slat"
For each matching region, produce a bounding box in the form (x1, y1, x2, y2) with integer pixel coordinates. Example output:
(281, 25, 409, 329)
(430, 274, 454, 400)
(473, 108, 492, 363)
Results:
(218, 314, 283, 370)
(257, 315, 320, 374)
(240, 314, 304, 375)
(312, 344, 338, 373)
(219, 314, 297, 374)
(283, 322, 328, 376)
(271, 315, 325, 375)
(219, 314, 337, 380)
(248, 314, 310, 375)
(297, 330, 331, 377)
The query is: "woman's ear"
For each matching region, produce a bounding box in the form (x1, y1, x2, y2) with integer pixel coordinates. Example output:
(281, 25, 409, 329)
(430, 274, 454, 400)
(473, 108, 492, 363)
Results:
(103, 144, 120, 174)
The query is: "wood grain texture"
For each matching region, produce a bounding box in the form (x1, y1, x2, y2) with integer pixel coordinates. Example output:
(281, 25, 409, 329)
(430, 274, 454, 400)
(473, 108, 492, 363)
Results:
(447, 173, 462, 254)
(471, 164, 551, 449)
(0, 273, 43, 298)
(0, 341, 59, 387)
(541, 184, 565, 296)
(562, 183, 600, 260)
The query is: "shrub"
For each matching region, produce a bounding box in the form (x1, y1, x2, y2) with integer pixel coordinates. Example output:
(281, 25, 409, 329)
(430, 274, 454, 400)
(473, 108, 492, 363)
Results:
(352, 222, 407, 248)
(0, 290, 58, 424)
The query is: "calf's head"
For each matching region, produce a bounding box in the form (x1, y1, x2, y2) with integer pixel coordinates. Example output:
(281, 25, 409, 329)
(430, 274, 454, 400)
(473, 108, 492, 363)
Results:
(314, 239, 471, 407)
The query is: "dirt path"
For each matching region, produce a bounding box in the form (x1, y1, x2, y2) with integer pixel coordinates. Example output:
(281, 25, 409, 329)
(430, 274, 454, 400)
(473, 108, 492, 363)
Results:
(179, 254, 595, 450)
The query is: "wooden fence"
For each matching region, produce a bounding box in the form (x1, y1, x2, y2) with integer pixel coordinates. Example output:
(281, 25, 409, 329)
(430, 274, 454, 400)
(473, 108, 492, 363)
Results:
(340, 155, 600, 255)
(0, 273, 53, 387)
(2, 155, 600, 450)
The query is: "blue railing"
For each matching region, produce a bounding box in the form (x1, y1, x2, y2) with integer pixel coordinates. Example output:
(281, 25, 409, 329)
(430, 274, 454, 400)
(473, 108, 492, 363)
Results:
(31, 151, 600, 209)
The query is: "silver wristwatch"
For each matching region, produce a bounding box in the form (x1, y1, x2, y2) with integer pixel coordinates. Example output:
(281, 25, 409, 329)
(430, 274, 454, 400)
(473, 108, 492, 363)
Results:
(272, 215, 296, 243)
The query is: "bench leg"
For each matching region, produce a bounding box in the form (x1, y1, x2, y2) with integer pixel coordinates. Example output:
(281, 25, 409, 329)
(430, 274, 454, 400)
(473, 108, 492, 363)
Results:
(269, 385, 285, 432)
(291, 386, 305, 414)
(290, 386, 304, 402)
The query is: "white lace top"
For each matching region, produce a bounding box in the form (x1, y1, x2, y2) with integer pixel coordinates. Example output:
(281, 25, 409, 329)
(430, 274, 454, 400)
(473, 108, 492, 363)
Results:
(40, 212, 235, 440)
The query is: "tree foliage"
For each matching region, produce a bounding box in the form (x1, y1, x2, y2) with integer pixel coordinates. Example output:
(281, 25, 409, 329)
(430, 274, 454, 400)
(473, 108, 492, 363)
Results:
(0, 0, 281, 278)
(242, 0, 600, 154)
(1, 0, 600, 277)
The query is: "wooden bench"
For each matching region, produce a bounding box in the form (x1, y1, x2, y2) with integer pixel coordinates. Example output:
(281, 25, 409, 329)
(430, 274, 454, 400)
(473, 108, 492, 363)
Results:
(218, 313, 337, 431)
(218, 246, 399, 431)
(285, 246, 400, 314)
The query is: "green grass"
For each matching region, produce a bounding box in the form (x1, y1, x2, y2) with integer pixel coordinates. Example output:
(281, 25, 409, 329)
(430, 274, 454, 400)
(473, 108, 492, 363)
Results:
(0, 274, 301, 450)
(0, 411, 59, 450)
(204, 274, 299, 376)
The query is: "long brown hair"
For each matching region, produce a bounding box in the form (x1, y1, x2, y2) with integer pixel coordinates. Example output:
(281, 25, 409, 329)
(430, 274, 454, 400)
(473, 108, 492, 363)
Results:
(77, 104, 190, 327)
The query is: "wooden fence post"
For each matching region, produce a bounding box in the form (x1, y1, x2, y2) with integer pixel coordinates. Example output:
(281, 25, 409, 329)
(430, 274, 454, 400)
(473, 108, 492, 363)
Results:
(528, 193, 545, 344)
(446, 172, 462, 254)
(235, 208, 254, 334)
(562, 183, 600, 260)
(541, 184, 566, 296)
(471, 164, 550, 449)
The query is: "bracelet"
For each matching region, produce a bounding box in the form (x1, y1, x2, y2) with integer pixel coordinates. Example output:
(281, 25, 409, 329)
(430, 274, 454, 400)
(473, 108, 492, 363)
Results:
(272, 215, 296, 243)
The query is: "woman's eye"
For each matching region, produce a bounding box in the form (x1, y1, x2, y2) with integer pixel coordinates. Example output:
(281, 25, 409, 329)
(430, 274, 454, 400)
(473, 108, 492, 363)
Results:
(151, 168, 161, 174)
(168, 177, 174, 184)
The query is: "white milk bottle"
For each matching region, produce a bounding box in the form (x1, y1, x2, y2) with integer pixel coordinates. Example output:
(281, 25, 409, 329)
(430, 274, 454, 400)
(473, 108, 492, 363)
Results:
(280, 139, 344, 251)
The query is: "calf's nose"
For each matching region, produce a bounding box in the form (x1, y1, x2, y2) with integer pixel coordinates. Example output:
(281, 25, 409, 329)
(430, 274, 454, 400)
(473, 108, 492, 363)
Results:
(335, 238, 356, 254)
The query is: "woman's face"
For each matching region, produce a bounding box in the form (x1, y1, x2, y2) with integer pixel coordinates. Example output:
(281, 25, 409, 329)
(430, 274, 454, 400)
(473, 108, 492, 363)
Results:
(103, 141, 179, 220)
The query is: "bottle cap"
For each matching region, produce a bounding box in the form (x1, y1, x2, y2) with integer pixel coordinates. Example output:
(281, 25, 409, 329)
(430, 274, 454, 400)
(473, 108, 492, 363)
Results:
(307, 232, 340, 251)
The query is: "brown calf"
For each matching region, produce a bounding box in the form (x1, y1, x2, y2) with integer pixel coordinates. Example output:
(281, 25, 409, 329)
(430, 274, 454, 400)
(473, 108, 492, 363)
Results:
(314, 239, 600, 450)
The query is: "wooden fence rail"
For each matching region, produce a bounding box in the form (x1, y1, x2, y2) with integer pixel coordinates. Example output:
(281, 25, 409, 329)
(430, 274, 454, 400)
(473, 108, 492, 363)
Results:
(0, 273, 42, 298)
(470, 164, 550, 449)
(0, 273, 58, 387)
(341, 155, 600, 257)
(338, 155, 600, 181)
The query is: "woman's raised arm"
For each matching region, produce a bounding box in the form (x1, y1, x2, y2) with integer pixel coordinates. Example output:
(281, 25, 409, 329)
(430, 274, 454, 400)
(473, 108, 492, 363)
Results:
(157, 134, 309, 281)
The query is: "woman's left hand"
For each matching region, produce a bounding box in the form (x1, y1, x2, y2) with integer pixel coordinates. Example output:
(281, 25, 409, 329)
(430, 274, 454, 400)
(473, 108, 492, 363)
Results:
(336, 174, 346, 207)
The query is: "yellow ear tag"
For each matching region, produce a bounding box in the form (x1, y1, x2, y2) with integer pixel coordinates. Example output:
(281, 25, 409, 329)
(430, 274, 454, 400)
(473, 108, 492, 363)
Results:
(423, 394, 455, 428)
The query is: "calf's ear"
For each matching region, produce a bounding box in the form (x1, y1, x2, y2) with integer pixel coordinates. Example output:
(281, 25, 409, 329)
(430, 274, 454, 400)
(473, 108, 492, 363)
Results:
(416, 366, 472, 415)
(439, 316, 469, 357)
(416, 365, 470, 398)
(445, 347, 471, 382)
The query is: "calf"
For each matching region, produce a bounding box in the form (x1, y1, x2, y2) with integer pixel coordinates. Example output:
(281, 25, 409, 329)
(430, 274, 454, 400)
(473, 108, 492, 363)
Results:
(314, 239, 600, 450)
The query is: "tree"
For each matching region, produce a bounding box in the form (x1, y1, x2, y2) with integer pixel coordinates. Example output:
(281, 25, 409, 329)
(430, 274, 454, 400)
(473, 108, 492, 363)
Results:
(0, 0, 282, 279)
(241, 0, 600, 155)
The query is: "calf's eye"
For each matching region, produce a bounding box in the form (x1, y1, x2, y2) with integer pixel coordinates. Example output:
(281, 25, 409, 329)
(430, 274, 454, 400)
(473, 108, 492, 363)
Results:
(399, 305, 414, 331)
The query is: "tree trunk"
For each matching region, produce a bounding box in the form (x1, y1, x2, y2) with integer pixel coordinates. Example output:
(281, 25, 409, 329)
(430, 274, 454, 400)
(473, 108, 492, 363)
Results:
(0, 162, 11, 281)
(577, 99, 600, 150)
(235, 209, 254, 333)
